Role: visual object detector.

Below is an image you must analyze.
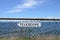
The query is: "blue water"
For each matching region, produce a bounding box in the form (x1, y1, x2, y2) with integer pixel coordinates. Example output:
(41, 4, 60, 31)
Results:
(0, 21, 60, 37)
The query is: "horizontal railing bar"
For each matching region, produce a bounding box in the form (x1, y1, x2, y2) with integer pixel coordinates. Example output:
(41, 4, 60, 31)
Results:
(0, 18, 60, 20)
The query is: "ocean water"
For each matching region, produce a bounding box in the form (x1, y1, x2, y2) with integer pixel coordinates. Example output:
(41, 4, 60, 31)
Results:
(0, 21, 60, 37)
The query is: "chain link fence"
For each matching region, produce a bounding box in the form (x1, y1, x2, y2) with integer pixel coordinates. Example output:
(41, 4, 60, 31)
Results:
(0, 19, 60, 40)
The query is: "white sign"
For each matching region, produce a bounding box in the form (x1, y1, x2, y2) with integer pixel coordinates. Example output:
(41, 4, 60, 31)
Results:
(18, 21, 41, 27)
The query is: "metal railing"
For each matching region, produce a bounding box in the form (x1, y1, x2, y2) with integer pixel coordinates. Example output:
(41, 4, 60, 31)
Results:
(0, 18, 60, 40)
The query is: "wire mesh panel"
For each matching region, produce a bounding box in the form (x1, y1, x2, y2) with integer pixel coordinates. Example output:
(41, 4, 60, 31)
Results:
(0, 18, 60, 40)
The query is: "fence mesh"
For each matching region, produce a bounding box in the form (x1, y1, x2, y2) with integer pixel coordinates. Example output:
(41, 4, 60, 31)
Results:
(0, 19, 60, 40)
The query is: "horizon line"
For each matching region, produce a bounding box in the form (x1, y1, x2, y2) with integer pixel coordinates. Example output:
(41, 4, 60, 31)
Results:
(0, 18, 60, 20)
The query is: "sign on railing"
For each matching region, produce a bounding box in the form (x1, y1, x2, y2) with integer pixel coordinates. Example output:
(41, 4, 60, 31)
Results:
(18, 21, 41, 27)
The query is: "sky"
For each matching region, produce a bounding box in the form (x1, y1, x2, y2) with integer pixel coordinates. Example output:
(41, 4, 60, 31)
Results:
(0, 0, 60, 18)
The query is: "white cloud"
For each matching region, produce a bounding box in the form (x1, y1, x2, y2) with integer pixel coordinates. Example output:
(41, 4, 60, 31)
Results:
(15, 0, 38, 9)
(22, 1, 36, 8)
(7, 10, 22, 13)
(7, 0, 49, 13)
